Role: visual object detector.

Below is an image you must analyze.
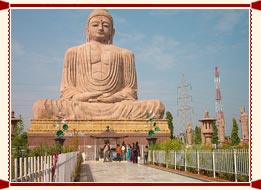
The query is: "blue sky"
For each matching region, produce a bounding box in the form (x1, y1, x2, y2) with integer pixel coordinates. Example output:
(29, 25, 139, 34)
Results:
(11, 9, 249, 136)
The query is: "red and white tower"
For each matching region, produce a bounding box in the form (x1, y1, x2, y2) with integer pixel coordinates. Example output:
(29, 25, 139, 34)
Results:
(214, 66, 225, 144)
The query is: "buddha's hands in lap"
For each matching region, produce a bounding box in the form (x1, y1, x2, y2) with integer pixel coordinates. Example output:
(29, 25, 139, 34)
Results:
(72, 92, 103, 102)
(72, 89, 136, 103)
(97, 91, 134, 103)
(96, 93, 117, 103)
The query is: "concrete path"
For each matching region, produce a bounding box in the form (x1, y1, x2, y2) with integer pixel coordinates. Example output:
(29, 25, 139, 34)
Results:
(79, 160, 204, 182)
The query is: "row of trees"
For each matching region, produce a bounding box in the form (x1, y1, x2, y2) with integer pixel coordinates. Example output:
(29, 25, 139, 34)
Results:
(165, 111, 242, 146)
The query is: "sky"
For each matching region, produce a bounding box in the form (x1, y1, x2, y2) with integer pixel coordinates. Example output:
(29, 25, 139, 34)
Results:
(11, 9, 249, 137)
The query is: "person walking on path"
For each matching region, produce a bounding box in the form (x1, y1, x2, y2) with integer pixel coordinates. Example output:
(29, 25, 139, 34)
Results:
(116, 144, 122, 162)
(130, 142, 135, 163)
(133, 142, 140, 164)
(103, 142, 108, 162)
(103, 142, 111, 162)
(126, 144, 132, 161)
(143, 145, 149, 165)
(121, 142, 126, 161)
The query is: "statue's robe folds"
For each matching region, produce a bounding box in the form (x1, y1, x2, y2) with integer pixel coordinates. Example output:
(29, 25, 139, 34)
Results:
(33, 43, 165, 120)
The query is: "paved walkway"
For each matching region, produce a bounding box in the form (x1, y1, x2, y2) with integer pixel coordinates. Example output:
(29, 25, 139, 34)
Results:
(79, 160, 205, 182)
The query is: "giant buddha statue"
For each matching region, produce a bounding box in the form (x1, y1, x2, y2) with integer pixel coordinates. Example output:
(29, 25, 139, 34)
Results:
(32, 9, 165, 120)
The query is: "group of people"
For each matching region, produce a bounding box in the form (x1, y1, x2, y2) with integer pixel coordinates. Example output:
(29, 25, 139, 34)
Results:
(103, 141, 149, 164)
(126, 142, 140, 163)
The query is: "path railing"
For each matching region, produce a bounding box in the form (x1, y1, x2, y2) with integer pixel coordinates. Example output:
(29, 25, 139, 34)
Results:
(149, 149, 249, 182)
(12, 151, 79, 182)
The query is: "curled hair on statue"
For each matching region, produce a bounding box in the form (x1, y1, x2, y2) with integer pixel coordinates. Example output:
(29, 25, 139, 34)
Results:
(87, 9, 114, 28)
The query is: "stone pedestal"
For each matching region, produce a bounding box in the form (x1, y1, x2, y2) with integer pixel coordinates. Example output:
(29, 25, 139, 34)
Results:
(146, 137, 158, 146)
(28, 119, 170, 148)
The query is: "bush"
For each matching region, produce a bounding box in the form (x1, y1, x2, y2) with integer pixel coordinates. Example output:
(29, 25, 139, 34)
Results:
(29, 144, 74, 157)
(186, 167, 198, 174)
(216, 172, 235, 181)
(237, 174, 249, 182)
(149, 143, 161, 150)
(72, 153, 83, 182)
(199, 169, 213, 177)
(160, 139, 184, 151)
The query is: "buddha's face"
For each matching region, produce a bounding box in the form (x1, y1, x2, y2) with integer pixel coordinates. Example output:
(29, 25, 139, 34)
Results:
(87, 16, 114, 44)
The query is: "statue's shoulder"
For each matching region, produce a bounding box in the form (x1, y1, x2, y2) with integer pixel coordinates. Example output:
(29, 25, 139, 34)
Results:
(65, 45, 79, 55)
(65, 43, 89, 55)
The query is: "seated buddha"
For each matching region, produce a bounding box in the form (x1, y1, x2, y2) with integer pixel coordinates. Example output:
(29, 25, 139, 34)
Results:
(32, 9, 165, 120)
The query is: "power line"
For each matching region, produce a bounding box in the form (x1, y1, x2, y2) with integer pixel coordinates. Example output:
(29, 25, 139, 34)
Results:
(177, 74, 194, 137)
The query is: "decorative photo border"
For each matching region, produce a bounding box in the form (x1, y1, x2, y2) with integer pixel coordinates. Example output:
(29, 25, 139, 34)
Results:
(1, 0, 260, 189)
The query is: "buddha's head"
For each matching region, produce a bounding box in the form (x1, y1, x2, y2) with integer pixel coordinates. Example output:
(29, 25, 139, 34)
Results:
(86, 9, 115, 44)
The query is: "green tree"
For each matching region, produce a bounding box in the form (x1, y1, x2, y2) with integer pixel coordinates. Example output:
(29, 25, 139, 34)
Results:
(11, 115, 28, 158)
(211, 121, 219, 145)
(193, 126, 201, 144)
(230, 118, 240, 146)
(165, 111, 174, 139)
(159, 139, 183, 151)
(72, 133, 79, 151)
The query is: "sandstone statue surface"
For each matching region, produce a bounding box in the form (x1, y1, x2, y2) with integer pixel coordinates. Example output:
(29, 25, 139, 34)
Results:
(33, 9, 165, 120)
(186, 123, 192, 145)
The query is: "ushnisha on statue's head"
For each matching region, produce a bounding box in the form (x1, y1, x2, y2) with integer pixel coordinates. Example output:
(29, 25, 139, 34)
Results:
(86, 9, 115, 44)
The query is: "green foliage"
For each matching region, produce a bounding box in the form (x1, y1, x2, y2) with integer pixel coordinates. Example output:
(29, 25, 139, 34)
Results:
(212, 121, 219, 145)
(186, 144, 212, 150)
(198, 144, 212, 150)
(159, 139, 183, 151)
(72, 153, 83, 182)
(218, 142, 249, 150)
(29, 144, 74, 157)
(219, 144, 233, 149)
(216, 172, 236, 181)
(230, 118, 240, 146)
(72, 133, 79, 151)
(11, 115, 28, 158)
(193, 126, 201, 144)
(11, 115, 28, 179)
(186, 167, 198, 174)
(148, 143, 161, 150)
(237, 174, 249, 182)
(165, 111, 174, 139)
(63, 145, 75, 153)
(29, 144, 56, 157)
(235, 143, 249, 149)
(15, 115, 24, 134)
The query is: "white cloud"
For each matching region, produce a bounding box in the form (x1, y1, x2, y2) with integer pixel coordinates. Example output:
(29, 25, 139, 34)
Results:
(115, 32, 145, 46)
(135, 35, 178, 69)
(113, 14, 127, 25)
(215, 11, 243, 33)
(12, 40, 25, 56)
